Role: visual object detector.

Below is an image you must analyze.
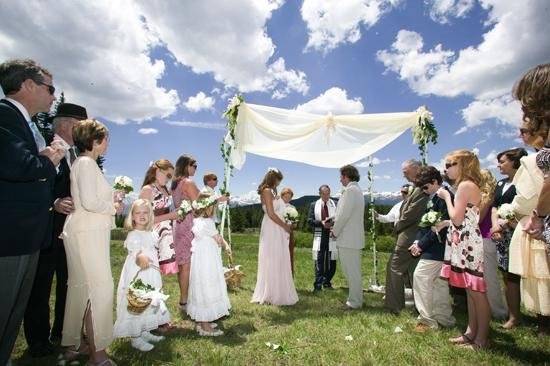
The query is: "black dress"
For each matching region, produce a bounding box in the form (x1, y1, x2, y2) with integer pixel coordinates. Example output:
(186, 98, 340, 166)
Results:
(493, 178, 517, 271)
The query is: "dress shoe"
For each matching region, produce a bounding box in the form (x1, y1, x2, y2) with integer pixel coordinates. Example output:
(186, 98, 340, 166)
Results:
(29, 341, 55, 358)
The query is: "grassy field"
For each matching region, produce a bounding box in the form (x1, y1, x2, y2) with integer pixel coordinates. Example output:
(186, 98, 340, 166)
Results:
(12, 233, 550, 365)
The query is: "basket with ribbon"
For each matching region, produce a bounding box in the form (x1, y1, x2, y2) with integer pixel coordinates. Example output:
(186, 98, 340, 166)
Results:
(223, 241, 244, 290)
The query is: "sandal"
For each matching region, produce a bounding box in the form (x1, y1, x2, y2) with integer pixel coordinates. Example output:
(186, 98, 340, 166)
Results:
(460, 342, 489, 351)
(449, 334, 473, 345)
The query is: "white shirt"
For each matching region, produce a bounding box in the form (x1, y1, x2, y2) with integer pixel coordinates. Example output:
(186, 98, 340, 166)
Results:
(376, 200, 403, 225)
(5, 97, 46, 151)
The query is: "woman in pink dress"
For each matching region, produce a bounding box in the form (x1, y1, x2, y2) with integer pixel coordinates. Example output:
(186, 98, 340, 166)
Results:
(171, 155, 227, 311)
(172, 155, 199, 311)
(252, 168, 298, 305)
(438, 150, 492, 350)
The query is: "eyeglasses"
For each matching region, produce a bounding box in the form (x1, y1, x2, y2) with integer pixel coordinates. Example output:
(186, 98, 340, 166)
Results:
(191, 164, 198, 169)
(445, 162, 458, 169)
(164, 172, 173, 179)
(421, 185, 430, 191)
(212, 177, 218, 181)
(36, 81, 55, 95)
(519, 128, 531, 135)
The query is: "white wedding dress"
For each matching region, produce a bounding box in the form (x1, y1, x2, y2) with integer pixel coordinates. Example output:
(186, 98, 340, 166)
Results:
(187, 217, 231, 322)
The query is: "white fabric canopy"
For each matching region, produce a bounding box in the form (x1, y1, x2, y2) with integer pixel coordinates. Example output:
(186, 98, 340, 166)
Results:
(230, 102, 425, 169)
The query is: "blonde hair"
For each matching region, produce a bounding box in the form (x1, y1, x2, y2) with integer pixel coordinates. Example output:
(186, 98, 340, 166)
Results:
(446, 149, 493, 207)
(193, 192, 216, 219)
(124, 198, 154, 230)
(280, 187, 294, 198)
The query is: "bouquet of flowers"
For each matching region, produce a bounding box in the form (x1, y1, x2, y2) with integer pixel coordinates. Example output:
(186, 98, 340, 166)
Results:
(113, 175, 133, 194)
(497, 203, 516, 221)
(283, 205, 299, 224)
(177, 200, 193, 220)
(419, 210, 442, 228)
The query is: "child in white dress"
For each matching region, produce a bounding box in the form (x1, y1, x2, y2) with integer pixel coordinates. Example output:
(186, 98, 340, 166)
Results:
(187, 192, 231, 336)
(113, 199, 171, 351)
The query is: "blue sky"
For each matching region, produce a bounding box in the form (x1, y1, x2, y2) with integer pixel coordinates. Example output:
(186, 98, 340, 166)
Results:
(1, 1, 548, 201)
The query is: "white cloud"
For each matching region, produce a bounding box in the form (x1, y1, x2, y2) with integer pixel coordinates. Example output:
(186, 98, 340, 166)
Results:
(377, 0, 550, 131)
(138, 128, 159, 134)
(424, 0, 475, 24)
(137, 0, 309, 97)
(301, 0, 402, 53)
(0, 0, 180, 123)
(296, 87, 364, 114)
(373, 175, 392, 180)
(184, 92, 215, 112)
(479, 149, 498, 169)
(230, 190, 261, 206)
(166, 120, 226, 130)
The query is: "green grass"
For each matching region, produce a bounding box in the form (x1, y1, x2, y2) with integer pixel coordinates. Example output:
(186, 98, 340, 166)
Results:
(12, 233, 550, 365)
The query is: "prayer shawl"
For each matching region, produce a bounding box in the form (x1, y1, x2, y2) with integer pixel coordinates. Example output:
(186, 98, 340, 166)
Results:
(312, 198, 338, 260)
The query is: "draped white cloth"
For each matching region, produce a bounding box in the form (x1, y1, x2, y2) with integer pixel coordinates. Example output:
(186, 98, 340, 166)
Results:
(230, 102, 424, 169)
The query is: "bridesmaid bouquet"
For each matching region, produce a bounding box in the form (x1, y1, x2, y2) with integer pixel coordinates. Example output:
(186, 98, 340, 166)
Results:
(113, 175, 134, 194)
(284, 205, 299, 224)
(419, 210, 443, 242)
(497, 203, 516, 221)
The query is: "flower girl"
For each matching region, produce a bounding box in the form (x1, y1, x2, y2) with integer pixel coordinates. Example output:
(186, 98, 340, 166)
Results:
(113, 199, 170, 351)
(187, 192, 231, 336)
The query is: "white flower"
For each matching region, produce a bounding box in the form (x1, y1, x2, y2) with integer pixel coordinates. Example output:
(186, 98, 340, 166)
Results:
(345, 335, 353, 341)
(267, 167, 280, 174)
(177, 200, 193, 219)
(416, 105, 433, 123)
(113, 175, 134, 193)
(497, 203, 516, 220)
(394, 326, 403, 333)
(419, 210, 442, 227)
(284, 205, 299, 223)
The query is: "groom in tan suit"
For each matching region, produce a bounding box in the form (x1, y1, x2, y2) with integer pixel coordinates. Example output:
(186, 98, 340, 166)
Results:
(385, 159, 429, 314)
(332, 165, 365, 310)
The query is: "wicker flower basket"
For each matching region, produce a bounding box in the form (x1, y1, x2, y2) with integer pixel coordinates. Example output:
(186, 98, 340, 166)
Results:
(126, 267, 160, 314)
(224, 245, 244, 290)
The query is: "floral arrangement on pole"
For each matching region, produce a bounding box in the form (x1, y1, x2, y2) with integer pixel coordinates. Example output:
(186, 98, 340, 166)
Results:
(366, 157, 381, 290)
(412, 106, 437, 165)
(220, 95, 244, 195)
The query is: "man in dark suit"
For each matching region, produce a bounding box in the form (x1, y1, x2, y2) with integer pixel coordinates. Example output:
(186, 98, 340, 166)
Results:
(384, 159, 429, 314)
(0, 59, 62, 365)
(409, 166, 456, 331)
(23, 103, 88, 356)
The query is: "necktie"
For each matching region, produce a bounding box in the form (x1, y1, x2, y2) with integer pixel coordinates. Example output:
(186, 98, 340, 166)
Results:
(28, 120, 46, 151)
(69, 146, 77, 165)
(322, 202, 328, 220)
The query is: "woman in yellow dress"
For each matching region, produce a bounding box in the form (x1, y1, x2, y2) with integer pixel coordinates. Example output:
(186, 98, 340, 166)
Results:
(509, 63, 550, 335)
(61, 119, 117, 365)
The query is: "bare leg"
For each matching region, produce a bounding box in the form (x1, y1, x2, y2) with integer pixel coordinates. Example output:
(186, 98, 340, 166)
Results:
(465, 290, 477, 340)
(84, 303, 109, 364)
(178, 263, 190, 305)
(469, 289, 491, 347)
(503, 278, 521, 328)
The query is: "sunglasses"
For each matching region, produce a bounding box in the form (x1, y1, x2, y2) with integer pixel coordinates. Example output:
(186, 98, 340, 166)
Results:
(519, 128, 531, 135)
(164, 172, 173, 179)
(421, 185, 430, 191)
(212, 177, 218, 181)
(191, 164, 198, 169)
(36, 81, 55, 95)
(445, 162, 458, 169)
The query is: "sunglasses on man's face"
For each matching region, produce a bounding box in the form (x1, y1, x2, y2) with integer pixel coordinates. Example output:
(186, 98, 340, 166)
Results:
(445, 162, 458, 169)
(519, 128, 531, 135)
(36, 81, 55, 95)
(421, 185, 430, 191)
